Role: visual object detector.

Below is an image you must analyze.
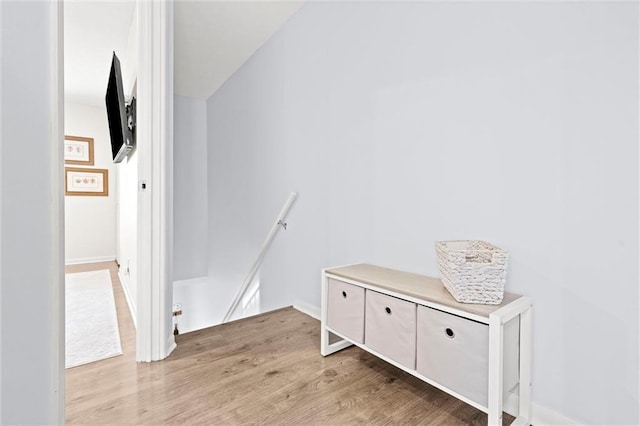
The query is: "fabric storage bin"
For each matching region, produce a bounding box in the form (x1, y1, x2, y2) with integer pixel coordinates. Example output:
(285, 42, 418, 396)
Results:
(326, 278, 365, 344)
(365, 290, 416, 369)
(416, 305, 490, 406)
(416, 305, 520, 407)
(436, 240, 508, 304)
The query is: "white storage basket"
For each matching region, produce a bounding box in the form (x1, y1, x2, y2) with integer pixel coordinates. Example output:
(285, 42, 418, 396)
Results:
(435, 240, 508, 305)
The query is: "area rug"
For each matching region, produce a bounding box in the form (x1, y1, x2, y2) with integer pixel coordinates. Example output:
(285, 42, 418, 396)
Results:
(65, 269, 123, 368)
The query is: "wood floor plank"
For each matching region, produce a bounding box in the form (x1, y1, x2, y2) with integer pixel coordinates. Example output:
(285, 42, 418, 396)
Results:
(65, 262, 513, 425)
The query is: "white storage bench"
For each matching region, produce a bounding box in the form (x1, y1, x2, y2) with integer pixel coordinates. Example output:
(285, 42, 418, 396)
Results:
(320, 264, 532, 426)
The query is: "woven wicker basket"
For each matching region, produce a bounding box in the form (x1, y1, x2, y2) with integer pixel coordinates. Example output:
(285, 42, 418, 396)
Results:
(435, 240, 508, 305)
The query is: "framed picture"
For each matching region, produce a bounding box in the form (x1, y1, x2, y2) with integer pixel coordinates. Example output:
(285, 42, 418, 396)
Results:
(64, 135, 94, 165)
(65, 167, 109, 196)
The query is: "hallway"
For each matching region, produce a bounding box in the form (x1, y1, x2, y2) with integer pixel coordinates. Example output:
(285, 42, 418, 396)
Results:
(65, 261, 136, 422)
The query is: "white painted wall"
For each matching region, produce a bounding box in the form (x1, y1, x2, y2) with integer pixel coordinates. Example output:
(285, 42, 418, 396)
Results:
(116, 8, 139, 320)
(171, 94, 260, 333)
(116, 149, 138, 316)
(64, 102, 116, 264)
(173, 95, 207, 281)
(173, 274, 260, 334)
(121, 5, 137, 107)
(171, 94, 212, 332)
(0, 1, 62, 423)
(205, 2, 638, 424)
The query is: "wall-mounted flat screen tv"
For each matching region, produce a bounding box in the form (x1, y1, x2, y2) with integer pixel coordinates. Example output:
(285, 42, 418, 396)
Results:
(105, 52, 135, 163)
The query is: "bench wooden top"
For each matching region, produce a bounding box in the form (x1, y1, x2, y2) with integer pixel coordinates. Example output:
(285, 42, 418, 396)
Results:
(325, 263, 520, 318)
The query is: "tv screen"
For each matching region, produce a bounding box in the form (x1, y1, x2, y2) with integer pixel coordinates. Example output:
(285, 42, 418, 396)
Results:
(105, 52, 134, 163)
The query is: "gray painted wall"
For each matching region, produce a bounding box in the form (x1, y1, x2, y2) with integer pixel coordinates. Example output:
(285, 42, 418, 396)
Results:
(174, 95, 208, 281)
(1, 1, 61, 423)
(206, 2, 639, 424)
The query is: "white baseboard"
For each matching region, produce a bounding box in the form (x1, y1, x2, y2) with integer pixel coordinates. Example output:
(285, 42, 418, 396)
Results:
(530, 401, 581, 425)
(165, 336, 177, 358)
(173, 276, 208, 288)
(118, 270, 137, 329)
(499, 385, 581, 425)
(65, 255, 116, 265)
(293, 300, 320, 321)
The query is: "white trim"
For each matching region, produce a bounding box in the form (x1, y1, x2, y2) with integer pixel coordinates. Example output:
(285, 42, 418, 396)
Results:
(1, 1, 4, 419)
(503, 391, 581, 425)
(293, 300, 320, 320)
(172, 275, 208, 288)
(50, 1, 65, 423)
(157, 0, 174, 360)
(166, 336, 177, 356)
(118, 270, 137, 329)
(529, 401, 581, 425)
(65, 256, 116, 266)
(136, 0, 174, 362)
(136, 0, 152, 362)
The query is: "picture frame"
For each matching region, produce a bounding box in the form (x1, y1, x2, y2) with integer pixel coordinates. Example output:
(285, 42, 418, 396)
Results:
(65, 167, 109, 196)
(64, 135, 95, 165)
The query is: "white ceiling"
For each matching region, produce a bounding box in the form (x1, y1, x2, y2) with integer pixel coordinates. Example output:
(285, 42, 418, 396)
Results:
(64, 1, 136, 107)
(64, 0, 304, 107)
(174, 1, 304, 99)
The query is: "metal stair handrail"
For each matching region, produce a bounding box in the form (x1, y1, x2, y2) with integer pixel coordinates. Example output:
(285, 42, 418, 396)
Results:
(222, 192, 297, 323)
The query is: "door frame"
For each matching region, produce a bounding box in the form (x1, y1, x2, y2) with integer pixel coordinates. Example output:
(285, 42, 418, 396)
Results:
(135, 0, 175, 362)
(53, 4, 175, 421)
(51, 0, 65, 423)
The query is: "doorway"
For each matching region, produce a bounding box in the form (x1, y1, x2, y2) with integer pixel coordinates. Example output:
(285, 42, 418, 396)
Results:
(61, 0, 175, 366)
(63, 1, 137, 371)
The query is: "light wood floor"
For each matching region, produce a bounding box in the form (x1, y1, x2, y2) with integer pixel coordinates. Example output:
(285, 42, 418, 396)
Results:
(65, 262, 513, 425)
